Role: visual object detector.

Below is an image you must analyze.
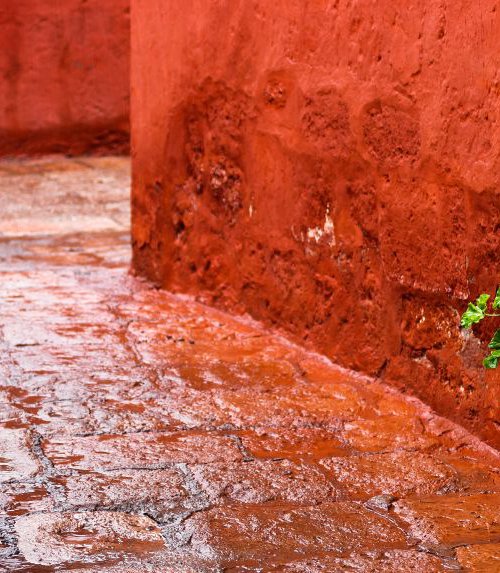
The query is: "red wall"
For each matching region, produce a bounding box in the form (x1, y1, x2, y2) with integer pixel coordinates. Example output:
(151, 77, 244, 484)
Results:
(131, 0, 500, 448)
(0, 0, 129, 156)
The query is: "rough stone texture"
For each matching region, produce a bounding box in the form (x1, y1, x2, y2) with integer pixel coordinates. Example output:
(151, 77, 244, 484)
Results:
(1, 158, 499, 570)
(394, 493, 500, 554)
(188, 460, 339, 505)
(455, 543, 500, 572)
(171, 502, 409, 566)
(319, 451, 458, 498)
(43, 431, 243, 470)
(0, 482, 50, 516)
(0, 0, 129, 156)
(15, 511, 164, 565)
(54, 469, 203, 521)
(273, 550, 447, 572)
(131, 0, 500, 449)
(238, 428, 346, 460)
(0, 429, 40, 482)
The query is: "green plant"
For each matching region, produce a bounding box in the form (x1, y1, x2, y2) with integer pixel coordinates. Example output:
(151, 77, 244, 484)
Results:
(461, 289, 500, 368)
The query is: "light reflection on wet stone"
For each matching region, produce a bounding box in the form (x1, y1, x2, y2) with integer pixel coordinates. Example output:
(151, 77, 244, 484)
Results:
(0, 157, 498, 571)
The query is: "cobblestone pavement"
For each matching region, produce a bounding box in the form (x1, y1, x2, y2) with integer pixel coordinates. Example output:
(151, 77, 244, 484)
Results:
(0, 157, 499, 572)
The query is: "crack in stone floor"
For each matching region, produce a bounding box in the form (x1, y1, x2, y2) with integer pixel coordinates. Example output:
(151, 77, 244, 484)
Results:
(0, 157, 499, 572)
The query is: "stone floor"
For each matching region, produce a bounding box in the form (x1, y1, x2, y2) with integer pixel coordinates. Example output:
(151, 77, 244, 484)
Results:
(0, 157, 499, 572)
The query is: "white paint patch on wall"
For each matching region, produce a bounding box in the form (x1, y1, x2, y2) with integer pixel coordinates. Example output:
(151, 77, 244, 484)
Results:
(306, 205, 336, 247)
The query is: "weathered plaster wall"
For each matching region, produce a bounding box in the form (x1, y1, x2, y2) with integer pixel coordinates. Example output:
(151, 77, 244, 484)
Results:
(131, 0, 500, 448)
(0, 0, 130, 156)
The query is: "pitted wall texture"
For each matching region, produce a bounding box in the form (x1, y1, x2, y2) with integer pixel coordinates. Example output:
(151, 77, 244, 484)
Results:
(0, 0, 129, 156)
(131, 0, 500, 448)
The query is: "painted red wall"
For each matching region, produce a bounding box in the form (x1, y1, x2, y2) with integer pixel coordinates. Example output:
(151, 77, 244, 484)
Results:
(0, 0, 129, 156)
(131, 0, 500, 448)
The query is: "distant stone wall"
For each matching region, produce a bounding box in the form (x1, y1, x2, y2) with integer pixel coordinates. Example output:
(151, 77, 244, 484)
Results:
(131, 0, 500, 448)
(0, 0, 129, 155)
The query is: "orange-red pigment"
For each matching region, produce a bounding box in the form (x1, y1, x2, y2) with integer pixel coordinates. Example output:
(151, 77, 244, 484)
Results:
(131, 0, 500, 448)
(0, 0, 129, 156)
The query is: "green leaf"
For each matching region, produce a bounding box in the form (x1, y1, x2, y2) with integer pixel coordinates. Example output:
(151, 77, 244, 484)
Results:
(488, 329, 500, 350)
(483, 349, 500, 369)
(493, 288, 500, 309)
(461, 302, 486, 329)
(476, 293, 490, 311)
(460, 294, 490, 328)
(483, 355, 498, 368)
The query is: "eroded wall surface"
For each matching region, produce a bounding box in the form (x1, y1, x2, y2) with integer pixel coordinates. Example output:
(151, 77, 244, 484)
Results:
(131, 0, 500, 448)
(0, 0, 130, 155)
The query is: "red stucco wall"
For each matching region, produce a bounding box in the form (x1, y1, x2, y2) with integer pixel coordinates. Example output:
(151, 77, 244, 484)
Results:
(131, 0, 500, 448)
(0, 0, 129, 156)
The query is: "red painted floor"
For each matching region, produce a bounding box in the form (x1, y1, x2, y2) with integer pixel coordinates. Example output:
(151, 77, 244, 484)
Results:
(0, 157, 499, 571)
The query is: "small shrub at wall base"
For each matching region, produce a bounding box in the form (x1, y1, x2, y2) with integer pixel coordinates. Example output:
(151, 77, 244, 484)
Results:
(461, 289, 500, 368)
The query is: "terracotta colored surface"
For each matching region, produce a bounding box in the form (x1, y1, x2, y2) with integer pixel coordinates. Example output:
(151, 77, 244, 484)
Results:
(131, 0, 500, 448)
(455, 543, 500, 572)
(1, 158, 500, 570)
(0, 0, 129, 156)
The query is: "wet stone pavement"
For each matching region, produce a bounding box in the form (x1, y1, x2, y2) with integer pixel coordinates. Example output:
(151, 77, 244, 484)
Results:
(0, 157, 499, 572)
